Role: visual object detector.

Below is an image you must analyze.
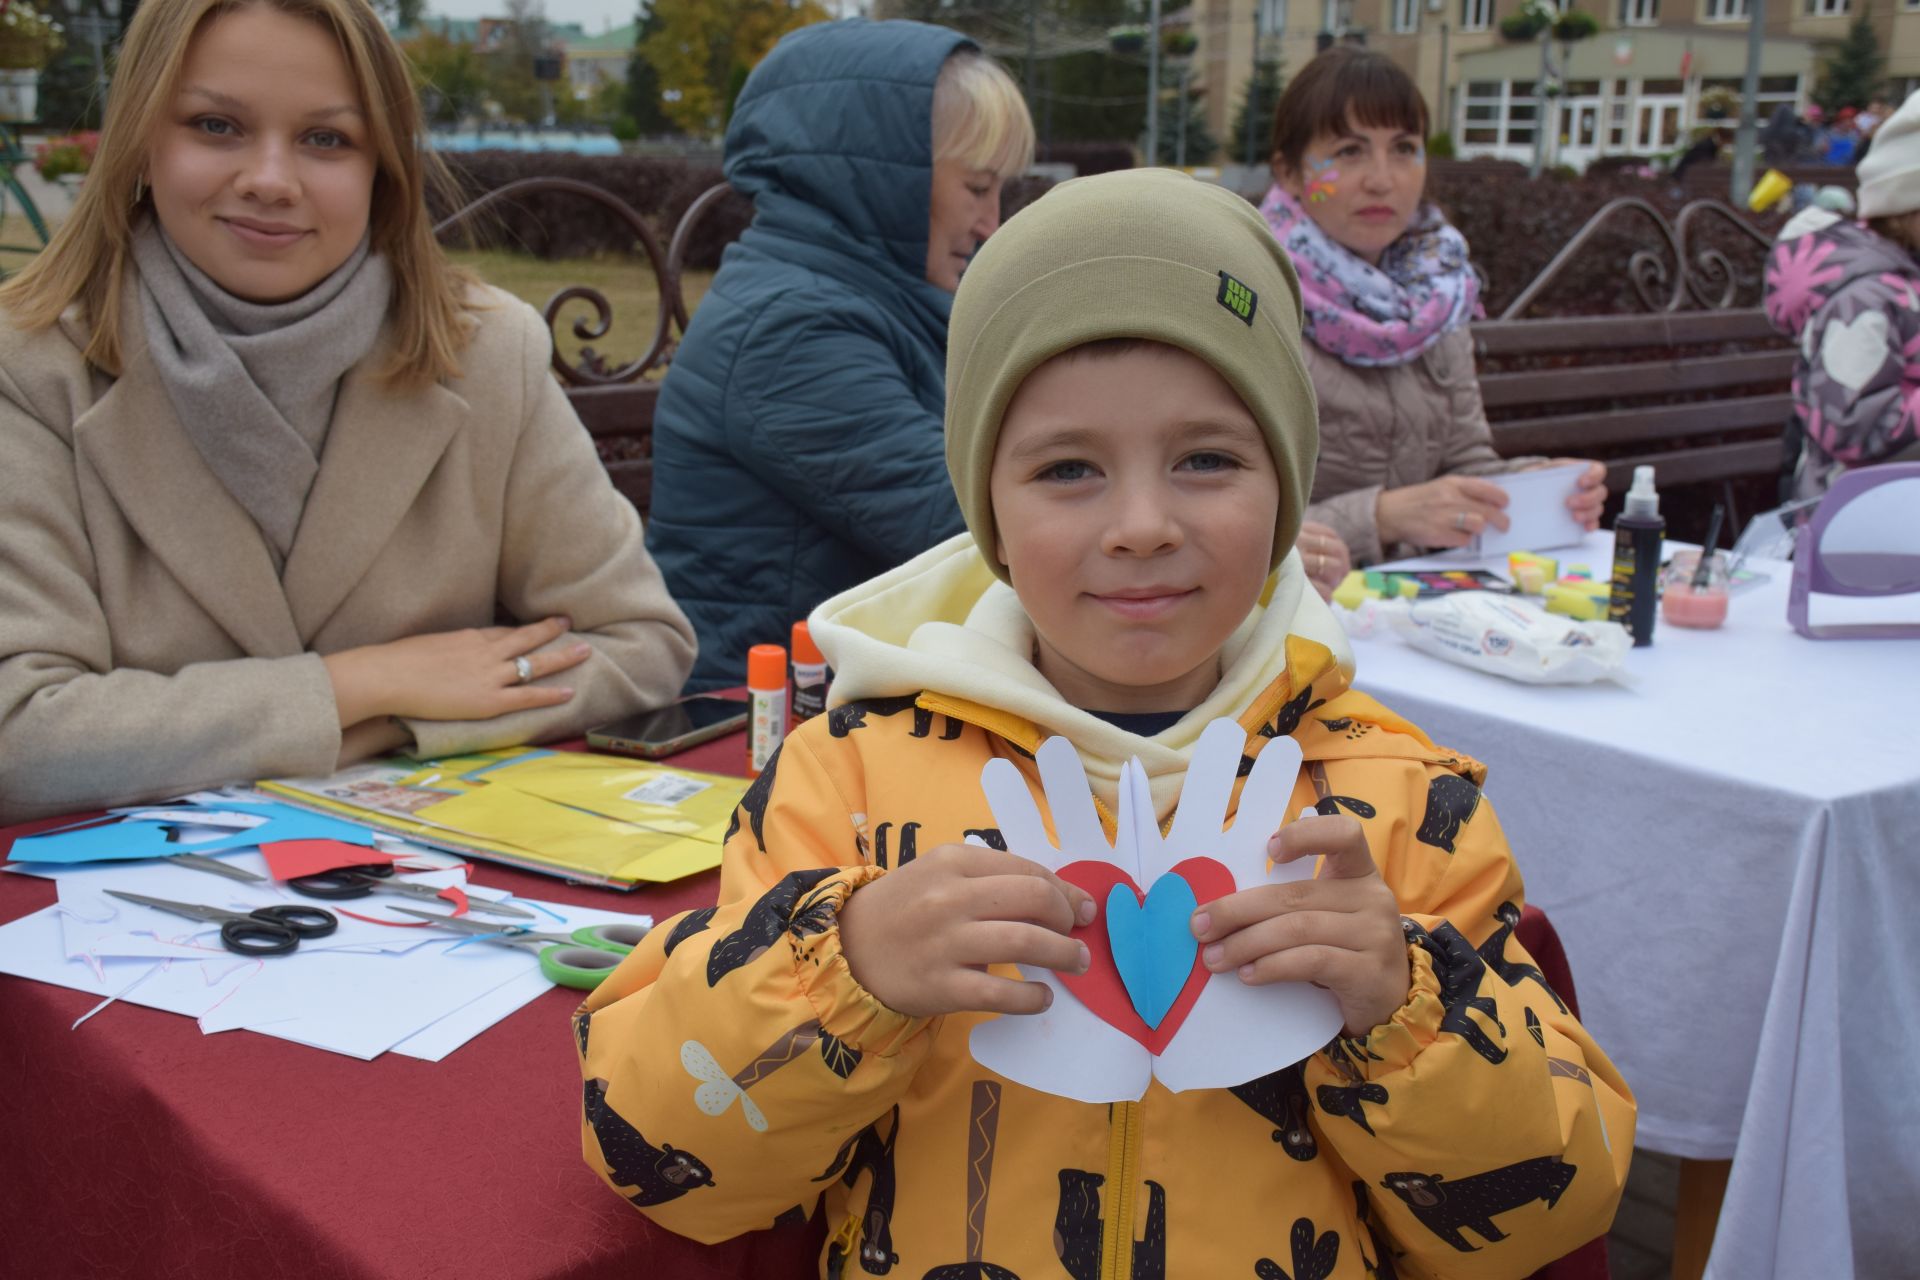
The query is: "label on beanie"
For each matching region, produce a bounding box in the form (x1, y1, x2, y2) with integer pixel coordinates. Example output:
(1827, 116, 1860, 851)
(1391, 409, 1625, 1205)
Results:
(1216, 271, 1258, 325)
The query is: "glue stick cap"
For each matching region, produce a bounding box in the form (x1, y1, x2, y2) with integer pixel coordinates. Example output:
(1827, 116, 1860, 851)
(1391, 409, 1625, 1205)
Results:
(1623, 465, 1660, 519)
(747, 644, 787, 691)
(791, 621, 824, 667)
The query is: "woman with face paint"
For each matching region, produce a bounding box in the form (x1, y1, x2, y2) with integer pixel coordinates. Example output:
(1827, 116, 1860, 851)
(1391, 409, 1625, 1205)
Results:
(1263, 48, 1607, 566)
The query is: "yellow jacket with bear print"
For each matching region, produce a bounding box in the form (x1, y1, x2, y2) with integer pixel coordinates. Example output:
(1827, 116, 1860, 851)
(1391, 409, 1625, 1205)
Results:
(576, 535, 1634, 1280)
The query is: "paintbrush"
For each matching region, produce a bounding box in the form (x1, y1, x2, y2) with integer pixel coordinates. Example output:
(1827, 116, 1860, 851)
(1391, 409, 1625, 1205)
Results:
(1691, 502, 1726, 592)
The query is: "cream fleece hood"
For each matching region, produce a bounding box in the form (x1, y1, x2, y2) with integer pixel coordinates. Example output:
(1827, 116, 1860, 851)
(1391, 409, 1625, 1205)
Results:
(808, 533, 1355, 818)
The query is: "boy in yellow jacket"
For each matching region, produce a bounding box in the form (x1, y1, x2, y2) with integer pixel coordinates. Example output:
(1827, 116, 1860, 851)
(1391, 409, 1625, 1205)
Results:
(577, 169, 1634, 1279)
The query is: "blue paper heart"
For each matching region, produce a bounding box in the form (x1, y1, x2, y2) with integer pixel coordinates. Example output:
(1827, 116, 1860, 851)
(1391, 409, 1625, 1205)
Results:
(1105, 875, 1201, 1030)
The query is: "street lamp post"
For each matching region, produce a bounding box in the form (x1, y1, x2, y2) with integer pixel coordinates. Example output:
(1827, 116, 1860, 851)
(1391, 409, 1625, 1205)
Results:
(1732, 0, 1767, 204)
(1146, 0, 1162, 164)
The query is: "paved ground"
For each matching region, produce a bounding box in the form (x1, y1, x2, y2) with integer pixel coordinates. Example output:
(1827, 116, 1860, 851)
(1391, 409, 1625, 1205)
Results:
(1610, 1148, 1680, 1280)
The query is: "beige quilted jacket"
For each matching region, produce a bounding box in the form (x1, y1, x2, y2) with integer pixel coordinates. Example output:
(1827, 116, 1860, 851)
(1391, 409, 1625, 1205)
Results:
(1303, 326, 1541, 565)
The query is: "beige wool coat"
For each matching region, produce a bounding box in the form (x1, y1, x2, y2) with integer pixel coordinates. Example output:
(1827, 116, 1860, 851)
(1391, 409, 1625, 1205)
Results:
(1302, 326, 1541, 566)
(0, 284, 696, 824)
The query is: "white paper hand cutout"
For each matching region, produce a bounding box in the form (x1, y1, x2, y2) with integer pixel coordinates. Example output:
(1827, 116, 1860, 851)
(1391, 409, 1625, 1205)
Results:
(967, 718, 1344, 1102)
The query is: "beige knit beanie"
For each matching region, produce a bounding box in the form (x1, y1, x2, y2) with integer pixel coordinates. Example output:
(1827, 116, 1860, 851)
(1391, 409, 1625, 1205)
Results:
(1858, 88, 1920, 218)
(944, 168, 1319, 582)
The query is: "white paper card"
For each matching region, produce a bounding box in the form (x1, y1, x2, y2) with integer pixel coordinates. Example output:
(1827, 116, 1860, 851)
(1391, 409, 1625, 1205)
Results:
(968, 719, 1343, 1102)
(1472, 463, 1589, 556)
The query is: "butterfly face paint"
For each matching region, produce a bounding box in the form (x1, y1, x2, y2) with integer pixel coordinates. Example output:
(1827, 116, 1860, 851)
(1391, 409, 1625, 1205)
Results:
(1305, 156, 1339, 204)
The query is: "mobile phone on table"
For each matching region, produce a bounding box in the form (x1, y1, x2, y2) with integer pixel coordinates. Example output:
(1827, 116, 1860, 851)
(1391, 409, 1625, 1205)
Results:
(587, 695, 749, 759)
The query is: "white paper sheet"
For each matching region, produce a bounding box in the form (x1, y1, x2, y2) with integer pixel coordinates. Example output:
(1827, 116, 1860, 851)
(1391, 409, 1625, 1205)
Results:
(0, 882, 652, 1060)
(1472, 463, 1590, 556)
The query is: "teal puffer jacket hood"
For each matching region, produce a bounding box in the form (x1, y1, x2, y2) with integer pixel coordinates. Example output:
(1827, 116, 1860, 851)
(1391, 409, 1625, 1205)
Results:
(649, 19, 976, 690)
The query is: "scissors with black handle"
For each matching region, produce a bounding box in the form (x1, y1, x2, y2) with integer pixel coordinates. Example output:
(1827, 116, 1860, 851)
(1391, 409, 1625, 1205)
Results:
(104, 890, 338, 957)
(285, 863, 535, 920)
(171, 853, 535, 922)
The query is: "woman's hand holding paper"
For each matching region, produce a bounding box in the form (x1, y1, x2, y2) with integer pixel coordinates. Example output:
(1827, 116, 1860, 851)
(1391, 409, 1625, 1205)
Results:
(323, 615, 591, 729)
(1538, 457, 1608, 530)
(1190, 813, 1410, 1037)
(1374, 474, 1510, 549)
(839, 844, 1097, 1018)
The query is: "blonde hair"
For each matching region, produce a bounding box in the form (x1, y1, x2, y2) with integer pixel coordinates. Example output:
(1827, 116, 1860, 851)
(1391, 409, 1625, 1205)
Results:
(0, 0, 473, 387)
(932, 49, 1035, 179)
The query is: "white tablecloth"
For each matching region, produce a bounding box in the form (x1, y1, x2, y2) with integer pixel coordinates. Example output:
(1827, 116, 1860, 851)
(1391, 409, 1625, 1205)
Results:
(1347, 532, 1920, 1280)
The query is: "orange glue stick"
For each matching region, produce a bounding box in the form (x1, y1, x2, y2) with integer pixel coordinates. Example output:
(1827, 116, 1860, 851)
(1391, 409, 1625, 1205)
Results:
(747, 644, 787, 776)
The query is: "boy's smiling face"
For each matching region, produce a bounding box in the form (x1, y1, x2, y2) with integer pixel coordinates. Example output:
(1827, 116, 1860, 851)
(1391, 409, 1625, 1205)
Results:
(989, 342, 1281, 714)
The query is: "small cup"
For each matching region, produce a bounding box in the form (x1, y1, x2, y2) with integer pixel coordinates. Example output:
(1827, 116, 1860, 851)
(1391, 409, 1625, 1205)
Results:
(1661, 550, 1730, 630)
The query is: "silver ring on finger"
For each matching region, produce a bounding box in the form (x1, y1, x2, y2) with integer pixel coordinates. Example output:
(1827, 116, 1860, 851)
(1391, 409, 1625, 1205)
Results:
(1453, 511, 1469, 532)
(513, 655, 535, 684)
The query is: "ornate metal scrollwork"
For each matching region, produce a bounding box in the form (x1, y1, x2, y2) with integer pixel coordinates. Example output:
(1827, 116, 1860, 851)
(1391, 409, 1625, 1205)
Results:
(1496, 196, 1774, 320)
(434, 176, 734, 387)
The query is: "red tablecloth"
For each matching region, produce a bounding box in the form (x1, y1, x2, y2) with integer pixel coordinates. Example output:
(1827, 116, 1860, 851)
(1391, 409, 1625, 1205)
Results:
(0, 730, 825, 1280)
(0, 733, 1606, 1280)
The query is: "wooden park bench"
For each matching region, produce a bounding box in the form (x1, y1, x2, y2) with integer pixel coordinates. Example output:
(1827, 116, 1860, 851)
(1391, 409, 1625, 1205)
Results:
(1470, 196, 1792, 540)
(434, 177, 739, 517)
(441, 173, 1790, 541)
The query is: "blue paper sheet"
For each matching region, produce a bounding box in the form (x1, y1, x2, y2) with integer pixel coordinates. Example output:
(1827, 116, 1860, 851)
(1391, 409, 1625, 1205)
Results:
(8, 801, 377, 865)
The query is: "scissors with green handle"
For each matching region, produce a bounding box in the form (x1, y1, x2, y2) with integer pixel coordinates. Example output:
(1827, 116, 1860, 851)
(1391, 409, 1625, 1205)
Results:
(391, 907, 650, 989)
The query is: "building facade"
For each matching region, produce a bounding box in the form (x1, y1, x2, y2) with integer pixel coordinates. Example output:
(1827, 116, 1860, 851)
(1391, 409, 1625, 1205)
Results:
(1189, 0, 1918, 169)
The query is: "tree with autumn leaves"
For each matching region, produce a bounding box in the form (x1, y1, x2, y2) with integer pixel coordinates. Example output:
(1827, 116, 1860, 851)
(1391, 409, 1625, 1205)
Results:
(641, 0, 830, 136)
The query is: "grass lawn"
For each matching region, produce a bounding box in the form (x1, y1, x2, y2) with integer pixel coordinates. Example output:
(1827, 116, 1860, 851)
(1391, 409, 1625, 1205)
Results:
(444, 248, 713, 373)
(0, 213, 51, 271)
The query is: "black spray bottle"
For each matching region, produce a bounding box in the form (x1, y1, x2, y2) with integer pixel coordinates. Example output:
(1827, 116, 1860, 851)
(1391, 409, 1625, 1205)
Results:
(1607, 465, 1664, 646)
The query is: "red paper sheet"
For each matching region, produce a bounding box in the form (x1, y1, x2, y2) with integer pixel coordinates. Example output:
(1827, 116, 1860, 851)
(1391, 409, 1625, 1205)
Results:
(259, 839, 398, 882)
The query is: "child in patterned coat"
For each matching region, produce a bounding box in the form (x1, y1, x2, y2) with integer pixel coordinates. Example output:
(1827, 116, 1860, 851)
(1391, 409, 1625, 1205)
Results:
(1766, 89, 1920, 499)
(575, 169, 1634, 1279)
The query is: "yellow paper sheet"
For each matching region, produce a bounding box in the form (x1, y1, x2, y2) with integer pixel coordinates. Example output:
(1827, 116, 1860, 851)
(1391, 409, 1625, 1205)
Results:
(474, 754, 743, 834)
(259, 748, 740, 886)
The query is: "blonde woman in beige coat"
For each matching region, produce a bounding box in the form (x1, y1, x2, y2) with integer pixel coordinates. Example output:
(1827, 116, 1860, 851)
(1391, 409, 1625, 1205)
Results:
(0, 0, 695, 824)
(1261, 49, 1607, 566)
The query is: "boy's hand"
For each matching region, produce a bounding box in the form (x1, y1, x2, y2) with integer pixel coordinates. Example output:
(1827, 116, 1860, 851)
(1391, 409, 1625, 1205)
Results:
(838, 844, 1097, 1019)
(1190, 814, 1410, 1037)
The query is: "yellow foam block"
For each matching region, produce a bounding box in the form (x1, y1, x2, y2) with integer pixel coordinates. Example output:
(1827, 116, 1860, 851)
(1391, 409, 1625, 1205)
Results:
(1332, 570, 1372, 611)
(1544, 582, 1610, 620)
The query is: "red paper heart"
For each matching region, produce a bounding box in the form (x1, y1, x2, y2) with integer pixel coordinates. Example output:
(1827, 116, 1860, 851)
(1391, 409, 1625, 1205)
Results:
(1054, 857, 1235, 1053)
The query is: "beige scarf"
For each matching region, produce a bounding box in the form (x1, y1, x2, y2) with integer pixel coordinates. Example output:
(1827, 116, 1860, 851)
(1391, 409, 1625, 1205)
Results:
(132, 220, 393, 563)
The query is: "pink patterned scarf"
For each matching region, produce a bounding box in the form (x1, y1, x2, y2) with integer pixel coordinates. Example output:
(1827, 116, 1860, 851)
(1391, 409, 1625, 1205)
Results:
(1259, 183, 1480, 368)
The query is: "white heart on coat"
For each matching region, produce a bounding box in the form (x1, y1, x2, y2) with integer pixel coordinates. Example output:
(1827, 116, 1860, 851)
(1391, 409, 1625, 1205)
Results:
(1820, 310, 1893, 392)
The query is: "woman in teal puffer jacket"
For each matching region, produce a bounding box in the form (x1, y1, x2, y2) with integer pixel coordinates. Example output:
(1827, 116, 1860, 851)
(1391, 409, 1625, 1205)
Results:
(648, 20, 1033, 690)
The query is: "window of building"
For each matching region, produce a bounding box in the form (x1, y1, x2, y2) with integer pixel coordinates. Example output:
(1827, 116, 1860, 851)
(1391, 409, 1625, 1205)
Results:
(1804, 0, 1848, 14)
(1393, 0, 1420, 31)
(1703, 0, 1749, 17)
(1458, 80, 1550, 149)
(1619, 0, 1659, 24)
(1462, 81, 1502, 143)
(1609, 100, 1628, 146)
(1461, 0, 1493, 26)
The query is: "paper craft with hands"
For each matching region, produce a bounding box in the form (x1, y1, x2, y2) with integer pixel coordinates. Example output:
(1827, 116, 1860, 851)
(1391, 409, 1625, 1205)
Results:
(969, 718, 1344, 1103)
